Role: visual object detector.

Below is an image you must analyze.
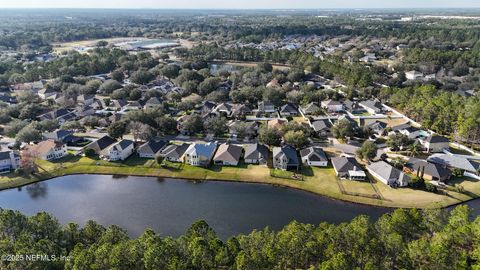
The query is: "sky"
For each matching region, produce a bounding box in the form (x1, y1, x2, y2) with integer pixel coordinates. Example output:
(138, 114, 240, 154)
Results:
(0, 0, 479, 9)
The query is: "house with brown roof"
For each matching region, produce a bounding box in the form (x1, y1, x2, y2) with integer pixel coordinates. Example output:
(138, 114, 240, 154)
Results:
(213, 143, 243, 166)
(24, 140, 67, 161)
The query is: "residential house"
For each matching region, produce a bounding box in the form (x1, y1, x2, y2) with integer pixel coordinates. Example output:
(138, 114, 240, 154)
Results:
(279, 103, 299, 116)
(184, 142, 218, 167)
(24, 140, 67, 161)
(213, 143, 243, 166)
(398, 126, 422, 139)
(272, 145, 299, 171)
(102, 140, 135, 161)
(300, 147, 328, 167)
(367, 161, 410, 187)
(257, 101, 276, 114)
(137, 140, 168, 158)
(228, 121, 258, 138)
(404, 158, 451, 182)
(321, 100, 344, 113)
(244, 143, 269, 165)
(144, 97, 162, 109)
(300, 102, 321, 116)
(427, 154, 480, 179)
(359, 100, 384, 114)
(0, 151, 20, 173)
(366, 121, 388, 137)
(359, 53, 377, 63)
(38, 88, 58, 99)
(266, 78, 281, 88)
(213, 103, 233, 117)
(38, 108, 76, 124)
(231, 104, 252, 118)
(159, 143, 189, 162)
(267, 119, 287, 130)
(311, 119, 332, 136)
(419, 135, 449, 152)
(85, 135, 117, 155)
(77, 94, 95, 106)
(331, 156, 366, 180)
(405, 71, 424, 80)
(344, 100, 366, 114)
(42, 129, 74, 141)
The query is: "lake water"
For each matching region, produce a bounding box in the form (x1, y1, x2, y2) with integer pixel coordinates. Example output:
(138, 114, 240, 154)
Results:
(4, 174, 474, 239)
(209, 63, 244, 75)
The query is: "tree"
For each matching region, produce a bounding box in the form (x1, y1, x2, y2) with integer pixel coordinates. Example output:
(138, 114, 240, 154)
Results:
(111, 69, 125, 82)
(408, 141, 423, 157)
(356, 141, 378, 161)
(107, 121, 127, 139)
(16, 125, 42, 143)
(128, 121, 152, 142)
(182, 115, 204, 135)
(284, 130, 309, 149)
(204, 116, 227, 136)
(159, 64, 181, 79)
(130, 69, 154, 85)
(259, 127, 282, 146)
(387, 133, 412, 151)
(332, 119, 355, 140)
(99, 80, 122, 94)
(198, 77, 220, 96)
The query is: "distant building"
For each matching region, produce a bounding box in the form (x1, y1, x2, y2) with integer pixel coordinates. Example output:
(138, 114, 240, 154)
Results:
(321, 100, 344, 113)
(419, 135, 449, 153)
(0, 151, 20, 173)
(405, 71, 424, 80)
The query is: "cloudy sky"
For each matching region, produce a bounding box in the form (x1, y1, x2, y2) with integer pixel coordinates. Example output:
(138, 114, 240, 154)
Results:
(0, 0, 479, 9)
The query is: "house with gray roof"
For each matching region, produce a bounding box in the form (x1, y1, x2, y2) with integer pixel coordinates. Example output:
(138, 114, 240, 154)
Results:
(300, 102, 321, 116)
(213, 143, 243, 166)
(159, 143, 189, 162)
(300, 147, 328, 167)
(367, 161, 410, 187)
(184, 142, 218, 167)
(427, 154, 480, 179)
(280, 103, 299, 116)
(419, 135, 449, 152)
(311, 119, 332, 136)
(137, 140, 168, 158)
(359, 100, 384, 114)
(331, 156, 366, 180)
(102, 139, 135, 161)
(0, 151, 20, 173)
(85, 135, 117, 155)
(244, 143, 269, 165)
(272, 145, 299, 171)
(405, 158, 451, 182)
(366, 121, 387, 137)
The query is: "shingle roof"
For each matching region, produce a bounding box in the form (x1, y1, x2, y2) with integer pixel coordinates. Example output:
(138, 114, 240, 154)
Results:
(312, 120, 331, 132)
(331, 157, 362, 173)
(425, 135, 449, 144)
(273, 145, 299, 165)
(138, 140, 168, 154)
(160, 143, 189, 159)
(87, 135, 117, 152)
(427, 154, 480, 173)
(213, 143, 243, 163)
(244, 143, 269, 160)
(300, 147, 328, 162)
(407, 158, 451, 179)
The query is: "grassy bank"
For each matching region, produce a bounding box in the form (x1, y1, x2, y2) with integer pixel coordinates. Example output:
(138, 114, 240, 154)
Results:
(0, 155, 478, 208)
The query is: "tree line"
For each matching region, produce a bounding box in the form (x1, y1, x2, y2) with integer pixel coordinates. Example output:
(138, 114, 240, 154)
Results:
(0, 205, 478, 269)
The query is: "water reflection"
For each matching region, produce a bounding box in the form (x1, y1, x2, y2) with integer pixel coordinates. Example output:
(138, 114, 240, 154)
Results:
(26, 182, 48, 199)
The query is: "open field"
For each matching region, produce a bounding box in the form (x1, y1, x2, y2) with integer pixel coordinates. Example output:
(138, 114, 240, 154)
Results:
(0, 154, 479, 209)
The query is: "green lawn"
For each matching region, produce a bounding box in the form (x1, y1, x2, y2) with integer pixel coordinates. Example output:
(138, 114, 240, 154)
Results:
(1, 154, 480, 208)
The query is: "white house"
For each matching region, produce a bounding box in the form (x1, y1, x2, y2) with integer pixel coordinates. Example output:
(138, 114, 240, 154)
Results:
(300, 147, 328, 167)
(367, 161, 410, 187)
(321, 100, 344, 113)
(102, 140, 135, 161)
(0, 151, 20, 173)
(405, 71, 424, 80)
(419, 135, 449, 152)
(184, 142, 217, 167)
(24, 140, 67, 161)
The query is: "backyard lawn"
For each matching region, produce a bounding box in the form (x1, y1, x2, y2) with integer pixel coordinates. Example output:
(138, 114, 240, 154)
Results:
(0, 154, 479, 208)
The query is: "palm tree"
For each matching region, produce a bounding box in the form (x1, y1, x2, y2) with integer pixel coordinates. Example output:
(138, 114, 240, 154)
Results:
(408, 141, 422, 157)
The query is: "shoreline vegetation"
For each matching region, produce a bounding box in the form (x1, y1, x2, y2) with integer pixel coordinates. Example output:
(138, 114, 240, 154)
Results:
(1, 155, 479, 209)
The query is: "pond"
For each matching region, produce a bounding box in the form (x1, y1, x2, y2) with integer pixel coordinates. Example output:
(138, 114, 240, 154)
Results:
(209, 63, 244, 75)
(0, 174, 401, 238)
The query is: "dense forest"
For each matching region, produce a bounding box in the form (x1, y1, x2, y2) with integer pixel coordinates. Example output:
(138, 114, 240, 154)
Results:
(0, 206, 478, 269)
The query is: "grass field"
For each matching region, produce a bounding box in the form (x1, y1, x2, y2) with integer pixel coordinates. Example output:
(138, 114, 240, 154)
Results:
(0, 154, 479, 208)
